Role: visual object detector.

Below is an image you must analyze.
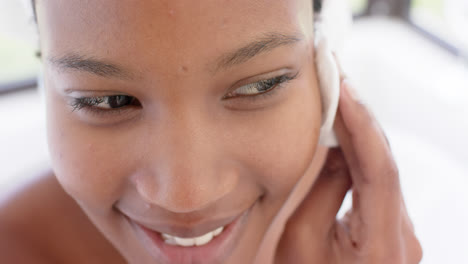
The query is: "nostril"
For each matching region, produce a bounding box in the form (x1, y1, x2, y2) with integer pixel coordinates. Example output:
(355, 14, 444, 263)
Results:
(134, 170, 239, 214)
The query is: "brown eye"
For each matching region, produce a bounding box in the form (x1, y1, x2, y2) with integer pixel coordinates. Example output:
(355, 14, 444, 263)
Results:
(107, 95, 136, 109)
(71, 95, 140, 111)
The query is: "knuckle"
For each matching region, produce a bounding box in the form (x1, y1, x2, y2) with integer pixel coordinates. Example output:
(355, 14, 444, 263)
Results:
(351, 231, 421, 264)
(359, 246, 404, 264)
(415, 243, 424, 263)
(381, 162, 400, 185)
(348, 237, 406, 264)
(372, 245, 405, 264)
(410, 233, 424, 263)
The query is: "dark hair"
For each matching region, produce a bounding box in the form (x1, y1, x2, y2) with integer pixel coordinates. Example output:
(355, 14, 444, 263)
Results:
(314, 0, 322, 13)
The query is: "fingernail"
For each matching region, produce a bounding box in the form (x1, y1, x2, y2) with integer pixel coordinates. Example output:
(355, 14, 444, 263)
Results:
(342, 79, 359, 101)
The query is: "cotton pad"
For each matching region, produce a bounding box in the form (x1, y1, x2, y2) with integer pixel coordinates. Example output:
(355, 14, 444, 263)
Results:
(314, 0, 352, 147)
(316, 33, 341, 147)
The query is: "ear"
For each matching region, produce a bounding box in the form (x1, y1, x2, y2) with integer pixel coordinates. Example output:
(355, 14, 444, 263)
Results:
(314, 0, 352, 147)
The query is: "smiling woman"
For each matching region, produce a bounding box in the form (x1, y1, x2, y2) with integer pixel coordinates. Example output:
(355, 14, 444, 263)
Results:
(41, 2, 322, 263)
(0, 1, 422, 264)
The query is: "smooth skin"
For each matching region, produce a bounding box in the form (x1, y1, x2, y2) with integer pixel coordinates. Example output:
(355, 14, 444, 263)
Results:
(0, 0, 421, 263)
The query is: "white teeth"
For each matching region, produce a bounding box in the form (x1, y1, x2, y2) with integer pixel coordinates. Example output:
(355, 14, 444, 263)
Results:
(174, 237, 196, 247)
(161, 234, 177, 245)
(195, 232, 213, 246)
(161, 226, 225, 247)
(213, 226, 223, 236)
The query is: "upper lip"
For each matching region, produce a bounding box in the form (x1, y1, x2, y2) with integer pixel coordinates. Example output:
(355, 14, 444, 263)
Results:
(126, 211, 244, 238)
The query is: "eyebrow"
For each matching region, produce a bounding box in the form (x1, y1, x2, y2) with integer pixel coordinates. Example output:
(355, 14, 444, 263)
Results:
(214, 32, 303, 71)
(47, 32, 302, 79)
(48, 54, 133, 80)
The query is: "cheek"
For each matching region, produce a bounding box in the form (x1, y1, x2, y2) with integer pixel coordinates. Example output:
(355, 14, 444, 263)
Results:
(228, 79, 322, 201)
(46, 89, 132, 210)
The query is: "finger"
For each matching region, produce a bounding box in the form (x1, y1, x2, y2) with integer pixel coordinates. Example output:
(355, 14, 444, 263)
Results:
(338, 80, 400, 189)
(287, 148, 352, 237)
(334, 80, 403, 240)
(334, 212, 355, 254)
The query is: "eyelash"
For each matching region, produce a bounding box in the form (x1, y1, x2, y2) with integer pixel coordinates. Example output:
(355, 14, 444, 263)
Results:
(223, 73, 299, 100)
(70, 95, 140, 116)
(69, 73, 299, 115)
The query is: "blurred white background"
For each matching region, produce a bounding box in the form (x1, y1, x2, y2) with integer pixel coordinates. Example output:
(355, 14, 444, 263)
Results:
(1, 0, 467, 263)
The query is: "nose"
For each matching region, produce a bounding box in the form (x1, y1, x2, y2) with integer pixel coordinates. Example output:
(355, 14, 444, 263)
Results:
(134, 109, 239, 213)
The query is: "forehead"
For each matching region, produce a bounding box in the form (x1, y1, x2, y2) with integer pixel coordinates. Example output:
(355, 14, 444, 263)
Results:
(37, 0, 313, 74)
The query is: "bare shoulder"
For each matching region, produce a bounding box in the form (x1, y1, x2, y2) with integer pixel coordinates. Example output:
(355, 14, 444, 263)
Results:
(0, 170, 125, 264)
(0, 170, 66, 263)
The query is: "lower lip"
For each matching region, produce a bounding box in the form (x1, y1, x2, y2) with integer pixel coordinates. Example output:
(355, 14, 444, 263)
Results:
(131, 209, 251, 264)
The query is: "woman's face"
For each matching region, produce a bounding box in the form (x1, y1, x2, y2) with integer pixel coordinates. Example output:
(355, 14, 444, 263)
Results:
(39, 0, 323, 263)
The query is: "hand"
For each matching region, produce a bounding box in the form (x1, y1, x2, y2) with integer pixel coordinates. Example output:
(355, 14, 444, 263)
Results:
(274, 78, 423, 263)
